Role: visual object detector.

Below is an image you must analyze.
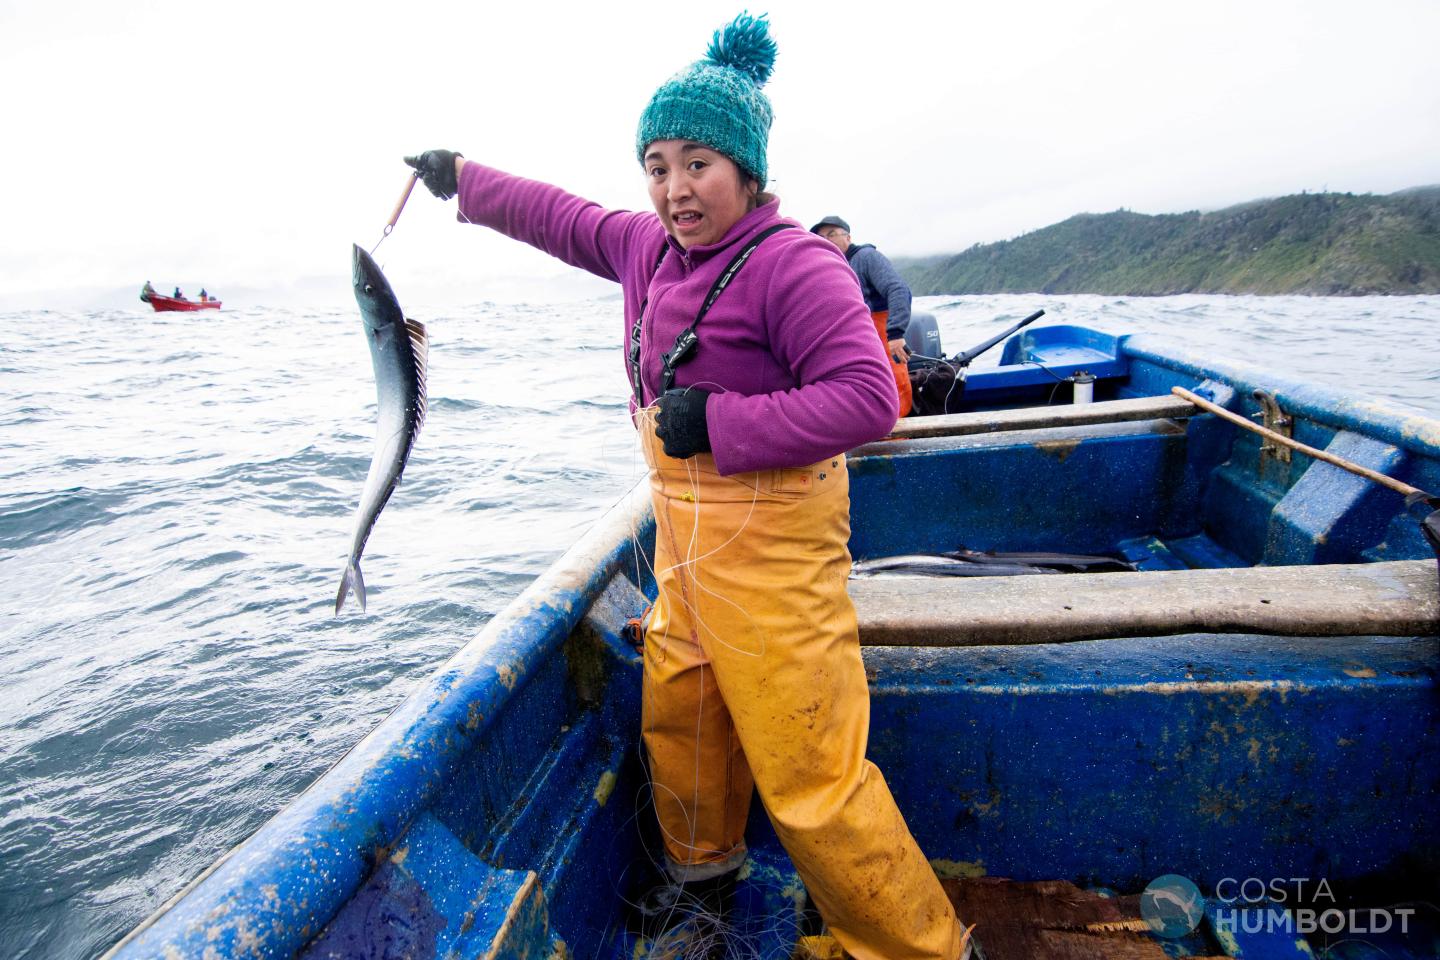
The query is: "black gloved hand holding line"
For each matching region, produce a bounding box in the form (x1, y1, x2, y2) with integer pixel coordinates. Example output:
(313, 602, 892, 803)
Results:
(403, 149, 464, 200)
(655, 389, 711, 459)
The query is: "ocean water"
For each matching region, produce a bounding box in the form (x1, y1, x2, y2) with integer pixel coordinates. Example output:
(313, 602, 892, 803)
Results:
(1, 293, 1437, 959)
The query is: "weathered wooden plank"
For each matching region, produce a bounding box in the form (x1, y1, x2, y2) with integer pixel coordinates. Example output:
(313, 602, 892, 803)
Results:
(851, 559, 1439, 646)
(887, 395, 1197, 440)
(941, 879, 1172, 960)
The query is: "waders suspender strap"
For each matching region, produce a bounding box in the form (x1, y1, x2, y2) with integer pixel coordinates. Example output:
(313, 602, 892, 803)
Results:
(628, 244, 670, 406)
(626, 223, 795, 406)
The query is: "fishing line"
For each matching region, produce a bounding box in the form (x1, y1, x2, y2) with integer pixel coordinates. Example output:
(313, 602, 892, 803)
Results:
(688, 660, 708, 866)
(675, 452, 767, 659)
(640, 460, 773, 953)
(634, 678, 746, 951)
(625, 405, 766, 660)
(664, 386, 763, 577)
(670, 537, 714, 871)
(610, 752, 726, 959)
(1023, 358, 1073, 405)
(624, 413, 677, 632)
(1023, 358, 1071, 382)
(632, 654, 708, 865)
(648, 776, 707, 860)
(624, 413, 766, 943)
(623, 424, 717, 872)
(658, 460, 759, 872)
(910, 352, 966, 415)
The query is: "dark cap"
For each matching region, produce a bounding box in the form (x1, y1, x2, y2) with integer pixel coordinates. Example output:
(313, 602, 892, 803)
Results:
(809, 215, 850, 234)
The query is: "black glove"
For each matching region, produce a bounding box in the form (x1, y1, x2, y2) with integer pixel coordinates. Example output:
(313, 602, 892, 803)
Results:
(403, 149, 464, 200)
(655, 388, 711, 459)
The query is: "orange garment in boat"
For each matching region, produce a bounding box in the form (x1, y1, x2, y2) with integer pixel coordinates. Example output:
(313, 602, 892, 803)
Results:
(873, 309, 913, 419)
(636, 408, 963, 960)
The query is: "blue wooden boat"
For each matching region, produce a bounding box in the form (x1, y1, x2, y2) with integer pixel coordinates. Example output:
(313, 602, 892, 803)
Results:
(107, 324, 1440, 959)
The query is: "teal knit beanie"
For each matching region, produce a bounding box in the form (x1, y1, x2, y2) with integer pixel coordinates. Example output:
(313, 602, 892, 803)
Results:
(635, 12, 777, 188)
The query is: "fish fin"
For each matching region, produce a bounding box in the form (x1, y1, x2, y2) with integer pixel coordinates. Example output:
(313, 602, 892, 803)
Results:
(354, 562, 367, 612)
(334, 560, 368, 615)
(406, 318, 428, 431)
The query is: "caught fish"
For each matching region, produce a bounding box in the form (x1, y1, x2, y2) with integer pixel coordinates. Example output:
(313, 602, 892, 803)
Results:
(850, 546, 1135, 579)
(850, 555, 1062, 579)
(946, 547, 1135, 574)
(335, 244, 428, 614)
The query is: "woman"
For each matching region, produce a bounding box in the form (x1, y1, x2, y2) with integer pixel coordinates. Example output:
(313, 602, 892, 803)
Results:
(406, 14, 970, 960)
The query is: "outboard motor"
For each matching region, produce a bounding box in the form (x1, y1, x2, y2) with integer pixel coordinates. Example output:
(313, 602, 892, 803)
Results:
(907, 309, 1047, 417)
(904, 312, 941, 359)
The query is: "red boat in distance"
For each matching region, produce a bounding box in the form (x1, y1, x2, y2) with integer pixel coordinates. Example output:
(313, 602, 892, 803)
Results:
(141, 282, 221, 312)
(147, 294, 221, 312)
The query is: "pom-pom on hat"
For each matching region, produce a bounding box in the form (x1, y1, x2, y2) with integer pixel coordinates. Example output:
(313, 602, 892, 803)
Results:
(636, 12, 777, 188)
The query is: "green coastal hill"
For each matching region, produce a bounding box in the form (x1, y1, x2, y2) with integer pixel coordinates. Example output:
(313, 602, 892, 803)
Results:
(896, 186, 1440, 296)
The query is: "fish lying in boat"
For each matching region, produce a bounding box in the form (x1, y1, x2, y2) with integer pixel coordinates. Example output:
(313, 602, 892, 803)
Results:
(850, 555, 1064, 578)
(948, 547, 1135, 573)
(335, 244, 428, 614)
(850, 548, 1135, 579)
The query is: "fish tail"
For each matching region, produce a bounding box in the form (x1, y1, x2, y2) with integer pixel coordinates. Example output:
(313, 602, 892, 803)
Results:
(334, 560, 368, 615)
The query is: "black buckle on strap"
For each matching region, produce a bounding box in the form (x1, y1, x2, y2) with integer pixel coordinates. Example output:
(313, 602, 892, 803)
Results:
(627, 223, 794, 406)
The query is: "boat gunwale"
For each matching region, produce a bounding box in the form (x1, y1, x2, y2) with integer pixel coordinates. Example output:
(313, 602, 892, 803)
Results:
(1120, 332, 1440, 459)
(106, 482, 653, 959)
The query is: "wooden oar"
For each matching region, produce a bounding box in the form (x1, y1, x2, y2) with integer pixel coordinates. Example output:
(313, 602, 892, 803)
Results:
(1174, 385, 1440, 581)
(1172, 385, 1422, 496)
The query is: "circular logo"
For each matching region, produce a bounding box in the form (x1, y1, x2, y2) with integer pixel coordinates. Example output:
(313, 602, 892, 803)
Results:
(1141, 874, 1204, 938)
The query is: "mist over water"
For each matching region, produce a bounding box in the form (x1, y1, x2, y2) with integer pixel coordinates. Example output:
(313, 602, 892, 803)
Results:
(1, 294, 1437, 958)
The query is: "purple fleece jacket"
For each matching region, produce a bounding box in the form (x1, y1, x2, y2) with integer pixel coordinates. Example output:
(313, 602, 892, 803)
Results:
(456, 162, 898, 475)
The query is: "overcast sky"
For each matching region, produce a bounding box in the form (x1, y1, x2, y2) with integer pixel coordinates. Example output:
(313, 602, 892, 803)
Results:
(2, 0, 1437, 307)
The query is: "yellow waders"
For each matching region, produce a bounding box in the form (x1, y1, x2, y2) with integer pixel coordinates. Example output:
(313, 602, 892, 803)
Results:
(637, 410, 963, 960)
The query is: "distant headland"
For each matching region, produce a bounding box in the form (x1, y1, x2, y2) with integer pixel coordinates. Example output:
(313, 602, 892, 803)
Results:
(896, 186, 1440, 296)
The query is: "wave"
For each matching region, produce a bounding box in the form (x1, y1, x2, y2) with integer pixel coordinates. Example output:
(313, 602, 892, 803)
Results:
(0, 489, 124, 548)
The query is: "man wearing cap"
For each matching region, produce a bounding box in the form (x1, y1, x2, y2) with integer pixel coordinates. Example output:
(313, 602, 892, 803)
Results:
(812, 216, 915, 417)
